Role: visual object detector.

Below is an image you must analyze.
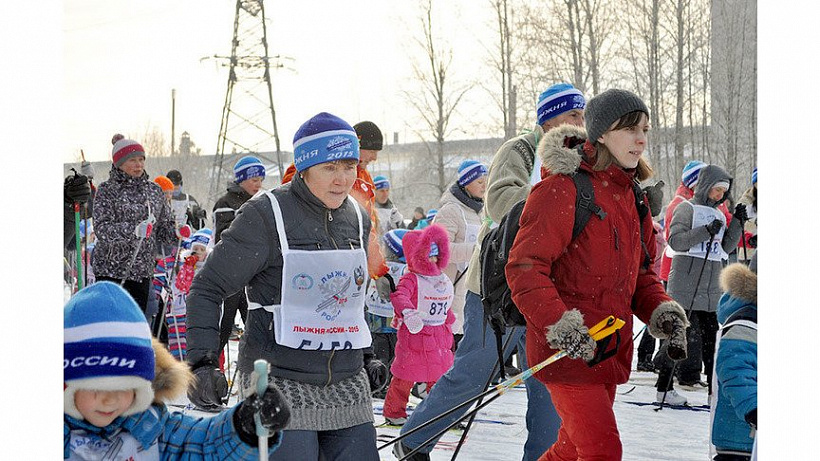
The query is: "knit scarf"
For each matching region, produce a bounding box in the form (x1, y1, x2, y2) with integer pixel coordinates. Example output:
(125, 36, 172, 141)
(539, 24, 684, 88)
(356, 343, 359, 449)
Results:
(449, 183, 484, 213)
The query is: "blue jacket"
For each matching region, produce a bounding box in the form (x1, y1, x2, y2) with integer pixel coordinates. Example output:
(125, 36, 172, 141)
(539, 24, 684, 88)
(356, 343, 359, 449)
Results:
(65, 404, 280, 460)
(65, 339, 282, 460)
(711, 263, 757, 455)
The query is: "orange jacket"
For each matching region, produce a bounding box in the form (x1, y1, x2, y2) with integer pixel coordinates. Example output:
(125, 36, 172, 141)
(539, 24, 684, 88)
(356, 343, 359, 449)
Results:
(282, 163, 389, 278)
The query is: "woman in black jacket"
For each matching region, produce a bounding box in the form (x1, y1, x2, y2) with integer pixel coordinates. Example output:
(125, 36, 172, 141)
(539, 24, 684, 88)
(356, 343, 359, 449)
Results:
(186, 113, 379, 460)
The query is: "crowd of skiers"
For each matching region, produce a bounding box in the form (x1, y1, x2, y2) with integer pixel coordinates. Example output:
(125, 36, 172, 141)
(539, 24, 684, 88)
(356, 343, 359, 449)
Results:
(63, 82, 756, 460)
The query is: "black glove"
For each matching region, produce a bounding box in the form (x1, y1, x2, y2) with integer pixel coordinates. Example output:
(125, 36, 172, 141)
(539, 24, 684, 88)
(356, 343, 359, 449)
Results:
(733, 203, 748, 222)
(64, 172, 91, 204)
(192, 205, 207, 220)
(745, 408, 757, 429)
(187, 360, 228, 411)
(748, 234, 757, 248)
(234, 383, 291, 446)
(364, 354, 388, 392)
(375, 274, 396, 302)
(705, 218, 723, 237)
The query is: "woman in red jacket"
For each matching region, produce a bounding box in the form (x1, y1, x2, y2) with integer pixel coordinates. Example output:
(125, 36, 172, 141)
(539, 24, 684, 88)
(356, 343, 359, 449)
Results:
(506, 89, 690, 461)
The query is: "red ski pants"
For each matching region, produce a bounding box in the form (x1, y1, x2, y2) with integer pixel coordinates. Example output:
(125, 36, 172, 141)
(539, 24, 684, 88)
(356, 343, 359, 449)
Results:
(539, 383, 621, 461)
(383, 377, 436, 419)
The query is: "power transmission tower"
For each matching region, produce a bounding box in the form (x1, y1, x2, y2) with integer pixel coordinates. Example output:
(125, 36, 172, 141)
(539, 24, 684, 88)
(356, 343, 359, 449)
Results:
(208, 0, 285, 202)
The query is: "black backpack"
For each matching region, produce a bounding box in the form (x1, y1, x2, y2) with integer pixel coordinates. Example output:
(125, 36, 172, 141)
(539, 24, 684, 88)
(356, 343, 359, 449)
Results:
(479, 158, 650, 378)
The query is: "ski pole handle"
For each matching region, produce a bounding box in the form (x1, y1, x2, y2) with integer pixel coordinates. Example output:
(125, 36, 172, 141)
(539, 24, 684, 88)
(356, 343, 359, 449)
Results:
(253, 359, 269, 459)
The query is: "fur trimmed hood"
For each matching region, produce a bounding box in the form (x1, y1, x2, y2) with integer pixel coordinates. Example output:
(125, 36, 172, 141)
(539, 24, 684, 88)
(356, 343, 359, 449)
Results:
(403, 224, 450, 276)
(151, 338, 194, 403)
(719, 263, 757, 306)
(536, 124, 588, 177)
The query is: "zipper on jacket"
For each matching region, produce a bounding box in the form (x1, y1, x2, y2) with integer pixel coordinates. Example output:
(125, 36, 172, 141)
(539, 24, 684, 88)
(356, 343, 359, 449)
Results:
(326, 349, 335, 386)
(614, 227, 620, 250)
(325, 209, 339, 249)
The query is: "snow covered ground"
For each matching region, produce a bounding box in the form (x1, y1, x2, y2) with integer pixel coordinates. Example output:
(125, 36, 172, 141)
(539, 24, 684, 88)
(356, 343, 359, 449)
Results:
(164, 318, 713, 461)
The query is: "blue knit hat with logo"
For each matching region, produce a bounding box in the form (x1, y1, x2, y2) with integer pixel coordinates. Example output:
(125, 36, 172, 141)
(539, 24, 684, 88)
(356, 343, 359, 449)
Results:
(190, 228, 213, 250)
(293, 112, 360, 172)
(234, 156, 266, 184)
(64, 282, 155, 420)
(681, 160, 707, 189)
(426, 209, 438, 222)
(383, 229, 409, 262)
(457, 160, 488, 187)
(751, 167, 757, 185)
(536, 83, 586, 126)
(373, 175, 390, 190)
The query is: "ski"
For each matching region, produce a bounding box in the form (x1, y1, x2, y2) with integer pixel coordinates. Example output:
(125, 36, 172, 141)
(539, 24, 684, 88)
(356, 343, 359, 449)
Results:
(621, 401, 710, 412)
(617, 385, 637, 395)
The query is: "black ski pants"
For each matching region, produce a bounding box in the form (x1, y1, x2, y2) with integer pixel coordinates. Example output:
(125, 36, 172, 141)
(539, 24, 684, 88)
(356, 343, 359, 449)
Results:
(97, 276, 151, 317)
(654, 310, 719, 391)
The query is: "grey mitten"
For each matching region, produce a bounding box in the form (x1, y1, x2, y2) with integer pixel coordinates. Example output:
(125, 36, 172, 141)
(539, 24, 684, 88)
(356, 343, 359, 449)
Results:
(546, 310, 596, 362)
(374, 274, 396, 302)
(649, 301, 690, 361)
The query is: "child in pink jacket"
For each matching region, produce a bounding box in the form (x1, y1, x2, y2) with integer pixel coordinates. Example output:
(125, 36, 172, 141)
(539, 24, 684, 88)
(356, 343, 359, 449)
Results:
(382, 224, 455, 425)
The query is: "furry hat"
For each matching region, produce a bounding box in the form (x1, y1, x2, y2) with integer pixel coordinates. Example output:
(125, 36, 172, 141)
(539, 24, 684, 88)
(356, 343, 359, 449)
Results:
(402, 224, 450, 276)
(720, 262, 757, 305)
(64, 282, 156, 419)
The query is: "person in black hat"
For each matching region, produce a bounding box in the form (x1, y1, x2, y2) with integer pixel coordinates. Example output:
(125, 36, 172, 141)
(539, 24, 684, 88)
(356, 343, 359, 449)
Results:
(353, 121, 383, 169)
(166, 169, 206, 230)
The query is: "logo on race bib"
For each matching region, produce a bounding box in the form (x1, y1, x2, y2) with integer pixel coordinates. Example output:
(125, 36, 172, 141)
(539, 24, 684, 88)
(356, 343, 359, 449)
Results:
(433, 278, 450, 294)
(354, 265, 365, 290)
(292, 273, 314, 291)
(316, 271, 353, 321)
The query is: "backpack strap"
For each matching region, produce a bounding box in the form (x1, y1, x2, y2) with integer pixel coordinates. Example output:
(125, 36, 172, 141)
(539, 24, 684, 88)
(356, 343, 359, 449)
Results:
(632, 181, 652, 270)
(572, 170, 607, 241)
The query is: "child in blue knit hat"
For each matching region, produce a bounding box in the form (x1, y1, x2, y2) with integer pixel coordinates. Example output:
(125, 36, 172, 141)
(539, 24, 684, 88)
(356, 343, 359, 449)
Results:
(64, 281, 290, 460)
(364, 229, 410, 397)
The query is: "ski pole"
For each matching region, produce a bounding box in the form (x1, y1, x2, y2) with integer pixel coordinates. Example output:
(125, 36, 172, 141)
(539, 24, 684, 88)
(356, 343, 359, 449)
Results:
(253, 359, 270, 461)
(225, 360, 241, 406)
(381, 315, 625, 454)
(154, 239, 184, 338)
(450, 327, 517, 460)
(74, 202, 84, 291)
(80, 149, 92, 288)
(122, 200, 155, 286)
(395, 316, 625, 461)
(633, 324, 647, 342)
(656, 233, 716, 411)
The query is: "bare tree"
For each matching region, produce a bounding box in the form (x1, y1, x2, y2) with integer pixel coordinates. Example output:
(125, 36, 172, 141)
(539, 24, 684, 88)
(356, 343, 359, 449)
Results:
(403, 0, 471, 194)
(133, 125, 170, 158)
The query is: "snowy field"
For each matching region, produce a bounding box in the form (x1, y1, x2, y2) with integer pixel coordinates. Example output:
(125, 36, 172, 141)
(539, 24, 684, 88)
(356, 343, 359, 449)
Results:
(163, 318, 713, 461)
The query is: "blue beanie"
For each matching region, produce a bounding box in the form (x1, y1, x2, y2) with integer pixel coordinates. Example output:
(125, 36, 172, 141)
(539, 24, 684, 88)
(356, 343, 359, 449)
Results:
(457, 160, 488, 187)
(234, 156, 266, 184)
(681, 160, 707, 189)
(373, 175, 390, 190)
(751, 167, 757, 185)
(536, 83, 586, 126)
(292, 112, 360, 172)
(426, 209, 438, 221)
(383, 229, 409, 262)
(64, 282, 155, 419)
(190, 228, 213, 249)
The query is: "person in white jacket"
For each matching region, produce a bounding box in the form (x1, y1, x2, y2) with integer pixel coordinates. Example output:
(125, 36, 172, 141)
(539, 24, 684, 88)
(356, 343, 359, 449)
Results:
(432, 160, 487, 345)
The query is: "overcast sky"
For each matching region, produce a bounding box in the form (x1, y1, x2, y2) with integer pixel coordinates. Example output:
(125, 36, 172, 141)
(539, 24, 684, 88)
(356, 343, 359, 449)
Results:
(62, 0, 499, 163)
